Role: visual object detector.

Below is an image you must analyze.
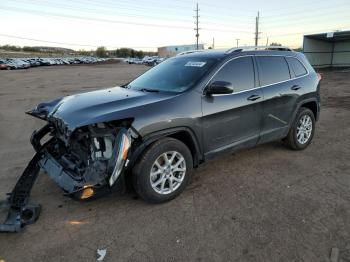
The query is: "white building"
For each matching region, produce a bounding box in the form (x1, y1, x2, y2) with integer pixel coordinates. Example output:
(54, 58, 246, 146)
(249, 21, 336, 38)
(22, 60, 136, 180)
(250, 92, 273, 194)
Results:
(303, 31, 350, 68)
(158, 44, 204, 58)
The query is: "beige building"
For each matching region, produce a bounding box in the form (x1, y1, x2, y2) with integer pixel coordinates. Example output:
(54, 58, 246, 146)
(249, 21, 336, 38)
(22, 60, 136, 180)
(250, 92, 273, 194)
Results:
(158, 44, 204, 58)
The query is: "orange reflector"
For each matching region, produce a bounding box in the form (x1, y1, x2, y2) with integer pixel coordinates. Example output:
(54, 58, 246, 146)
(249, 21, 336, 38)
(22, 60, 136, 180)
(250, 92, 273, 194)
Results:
(80, 187, 94, 199)
(122, 135, 130, 160)
(68, 220, 87, 225)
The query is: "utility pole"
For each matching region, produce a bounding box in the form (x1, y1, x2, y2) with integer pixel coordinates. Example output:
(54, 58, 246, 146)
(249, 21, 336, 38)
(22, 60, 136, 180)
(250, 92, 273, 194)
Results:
(266, 37, 269, 46)
(212, 37, 215, 49)
(236, 38, 240, 47)
(194, 3, 200, 50)
(255, 11, 260, 46)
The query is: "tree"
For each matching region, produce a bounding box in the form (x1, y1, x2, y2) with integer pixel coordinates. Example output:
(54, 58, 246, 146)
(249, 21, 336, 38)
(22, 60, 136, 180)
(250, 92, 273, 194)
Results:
(77, 49, 90, 55)
(96, 46, 108, 57)
(135, 50, 144, 58)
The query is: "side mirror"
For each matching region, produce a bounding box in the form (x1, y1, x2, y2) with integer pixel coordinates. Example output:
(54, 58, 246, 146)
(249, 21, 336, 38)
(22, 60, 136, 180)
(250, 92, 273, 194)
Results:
(204, 81, 233, 96)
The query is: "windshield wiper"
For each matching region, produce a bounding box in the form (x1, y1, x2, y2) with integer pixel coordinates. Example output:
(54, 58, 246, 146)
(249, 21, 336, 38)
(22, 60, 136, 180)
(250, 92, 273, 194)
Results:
(139, 88, 159, 93)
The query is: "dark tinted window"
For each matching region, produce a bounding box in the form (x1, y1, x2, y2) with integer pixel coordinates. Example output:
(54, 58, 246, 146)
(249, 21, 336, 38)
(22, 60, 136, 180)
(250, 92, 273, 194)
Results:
(257, 56, 290, 86)
(286, 57, 307, 77)
(127, 57, 217, 93)
(211, 56, 255, 92)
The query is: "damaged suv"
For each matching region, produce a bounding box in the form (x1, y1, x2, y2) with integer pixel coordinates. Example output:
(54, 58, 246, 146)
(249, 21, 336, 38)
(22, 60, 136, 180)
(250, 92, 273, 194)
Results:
(1, 46, 321, 231)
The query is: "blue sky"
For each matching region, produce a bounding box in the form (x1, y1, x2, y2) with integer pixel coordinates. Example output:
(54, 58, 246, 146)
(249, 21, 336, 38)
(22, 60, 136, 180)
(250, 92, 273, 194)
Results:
(1, 0, 350, 51)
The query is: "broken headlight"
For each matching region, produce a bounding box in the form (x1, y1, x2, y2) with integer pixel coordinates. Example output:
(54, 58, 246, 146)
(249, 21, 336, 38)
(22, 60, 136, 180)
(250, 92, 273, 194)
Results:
(109, 130, 131, 186)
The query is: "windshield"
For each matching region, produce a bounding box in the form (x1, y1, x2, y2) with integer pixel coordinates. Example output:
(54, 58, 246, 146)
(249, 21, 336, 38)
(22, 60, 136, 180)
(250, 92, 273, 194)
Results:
(127, 57, 217, 93)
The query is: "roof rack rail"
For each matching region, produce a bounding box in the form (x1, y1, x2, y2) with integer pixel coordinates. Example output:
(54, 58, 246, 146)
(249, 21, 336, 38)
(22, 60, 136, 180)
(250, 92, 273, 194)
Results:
(226, 45, 292, 54)
(177, 50, 205, 56)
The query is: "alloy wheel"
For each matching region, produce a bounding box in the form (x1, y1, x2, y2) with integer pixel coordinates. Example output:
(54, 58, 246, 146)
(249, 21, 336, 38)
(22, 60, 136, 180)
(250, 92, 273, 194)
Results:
(150, 151, 186, 195)
(296, 115, 313, 144)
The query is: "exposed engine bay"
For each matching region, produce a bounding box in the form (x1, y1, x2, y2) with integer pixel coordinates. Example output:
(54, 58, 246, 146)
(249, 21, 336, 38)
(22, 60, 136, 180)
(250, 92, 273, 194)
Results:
(37, 120, 134, 197)
(1, 117, 136, 232)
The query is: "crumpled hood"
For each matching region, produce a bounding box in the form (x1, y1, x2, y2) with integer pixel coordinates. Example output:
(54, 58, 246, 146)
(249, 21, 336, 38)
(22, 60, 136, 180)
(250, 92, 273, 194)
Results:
(28, 87, 174, 131)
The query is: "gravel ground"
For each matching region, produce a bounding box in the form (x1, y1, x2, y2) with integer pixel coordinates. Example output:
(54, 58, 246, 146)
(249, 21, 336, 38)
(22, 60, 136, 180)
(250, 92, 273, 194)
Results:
(0, 64, 349, 262)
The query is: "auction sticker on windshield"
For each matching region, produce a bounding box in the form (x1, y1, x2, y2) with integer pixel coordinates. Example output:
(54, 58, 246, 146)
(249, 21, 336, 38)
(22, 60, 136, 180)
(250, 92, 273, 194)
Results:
(185, 61, 207, 67)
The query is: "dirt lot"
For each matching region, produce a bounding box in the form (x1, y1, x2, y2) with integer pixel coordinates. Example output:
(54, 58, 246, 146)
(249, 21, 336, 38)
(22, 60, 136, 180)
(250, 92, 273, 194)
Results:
(0, 64, 349, 262)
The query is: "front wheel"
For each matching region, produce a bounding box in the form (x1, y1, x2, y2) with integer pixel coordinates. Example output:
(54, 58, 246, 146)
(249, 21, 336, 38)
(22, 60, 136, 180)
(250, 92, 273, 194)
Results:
(285, 107, 315, 150)
(132, 138, 193, 203)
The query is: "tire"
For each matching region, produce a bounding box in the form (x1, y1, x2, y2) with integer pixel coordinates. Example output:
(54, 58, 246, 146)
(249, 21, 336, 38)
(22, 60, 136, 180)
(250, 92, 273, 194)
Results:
(285, 107, 315, 150)
(132, 137, 193, 203)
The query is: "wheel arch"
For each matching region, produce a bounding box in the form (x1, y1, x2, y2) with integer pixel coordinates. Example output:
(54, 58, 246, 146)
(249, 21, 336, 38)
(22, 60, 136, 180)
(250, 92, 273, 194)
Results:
(128, 127, 203, 169)
(299, 99, 319, 121)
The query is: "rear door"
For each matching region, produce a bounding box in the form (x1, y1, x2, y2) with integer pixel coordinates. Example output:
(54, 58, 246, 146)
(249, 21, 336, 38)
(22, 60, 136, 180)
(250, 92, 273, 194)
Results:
(256, 56, 301, 143)
(201, 56, 263, 157)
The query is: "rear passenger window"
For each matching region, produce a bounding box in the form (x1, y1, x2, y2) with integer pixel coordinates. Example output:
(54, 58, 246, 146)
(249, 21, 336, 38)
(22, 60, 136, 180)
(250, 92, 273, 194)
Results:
(212, 56, 255, 92)
(256, 56, 290, 86)
(286, 57, 307, 77)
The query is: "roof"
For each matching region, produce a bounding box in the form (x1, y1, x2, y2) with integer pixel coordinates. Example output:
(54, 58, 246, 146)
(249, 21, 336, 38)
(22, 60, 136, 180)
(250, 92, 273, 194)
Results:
(175, 46, 295, 59)
(304, 30, 350, 42)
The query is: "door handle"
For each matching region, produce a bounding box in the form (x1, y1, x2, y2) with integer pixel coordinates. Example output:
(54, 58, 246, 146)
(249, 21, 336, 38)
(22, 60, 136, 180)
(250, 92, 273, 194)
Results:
(247, 95, 261, 101)
(291, 85, 301, 90)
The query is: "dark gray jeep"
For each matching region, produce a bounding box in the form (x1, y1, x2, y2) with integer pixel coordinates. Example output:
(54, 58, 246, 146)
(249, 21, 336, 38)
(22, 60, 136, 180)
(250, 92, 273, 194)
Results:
(1, 46, 321, 232)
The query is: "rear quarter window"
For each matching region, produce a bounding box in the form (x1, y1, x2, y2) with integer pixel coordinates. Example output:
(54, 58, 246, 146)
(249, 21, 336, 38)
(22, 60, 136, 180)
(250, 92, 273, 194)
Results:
(286, 57, 308, 77)
(256, 56, 290, 86)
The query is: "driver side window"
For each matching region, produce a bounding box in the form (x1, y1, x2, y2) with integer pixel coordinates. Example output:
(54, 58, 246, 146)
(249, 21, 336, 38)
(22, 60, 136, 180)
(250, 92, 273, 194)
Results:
(212, 56, 255, 92)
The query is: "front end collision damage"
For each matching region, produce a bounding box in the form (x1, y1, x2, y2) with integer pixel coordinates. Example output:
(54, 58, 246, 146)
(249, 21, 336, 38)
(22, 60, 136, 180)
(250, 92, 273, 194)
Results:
(0, 113, 139, 232)
(34, 120, 135, 199)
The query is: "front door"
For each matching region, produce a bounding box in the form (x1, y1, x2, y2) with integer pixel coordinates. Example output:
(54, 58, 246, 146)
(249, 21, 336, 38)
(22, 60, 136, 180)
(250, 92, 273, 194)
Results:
(201, 56, 263, 157)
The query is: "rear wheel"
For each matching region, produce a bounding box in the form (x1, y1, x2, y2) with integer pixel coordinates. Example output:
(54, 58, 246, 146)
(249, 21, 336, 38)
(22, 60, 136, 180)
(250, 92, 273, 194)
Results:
(132, 138, 193, 203)
(285, 107, 315, 150)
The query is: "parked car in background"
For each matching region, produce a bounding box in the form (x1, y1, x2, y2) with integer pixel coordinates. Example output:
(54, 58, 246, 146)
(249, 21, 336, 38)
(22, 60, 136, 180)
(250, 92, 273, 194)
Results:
(4, 59, 21, 69)
(0, 56, 113, 70)
(12, 58, 30, 69)
(0, 59, 11, 70)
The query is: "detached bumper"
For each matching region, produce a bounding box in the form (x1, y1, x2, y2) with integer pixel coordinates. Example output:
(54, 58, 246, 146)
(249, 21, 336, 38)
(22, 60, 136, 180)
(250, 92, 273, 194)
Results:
(38, 151, 84, 193)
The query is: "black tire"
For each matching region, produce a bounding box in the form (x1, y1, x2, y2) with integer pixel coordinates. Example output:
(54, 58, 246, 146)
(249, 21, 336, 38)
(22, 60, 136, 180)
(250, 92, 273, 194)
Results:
(132, 137, 193, 203)
(285, 107, 315, 150)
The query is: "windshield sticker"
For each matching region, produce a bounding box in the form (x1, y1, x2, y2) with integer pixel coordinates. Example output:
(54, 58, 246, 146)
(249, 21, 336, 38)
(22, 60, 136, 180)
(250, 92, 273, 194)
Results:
(185, 61, 206, 67)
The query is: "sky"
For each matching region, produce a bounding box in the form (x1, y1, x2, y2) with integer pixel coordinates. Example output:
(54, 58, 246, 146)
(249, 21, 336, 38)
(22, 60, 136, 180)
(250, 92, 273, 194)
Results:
(1, 0, 350, 51)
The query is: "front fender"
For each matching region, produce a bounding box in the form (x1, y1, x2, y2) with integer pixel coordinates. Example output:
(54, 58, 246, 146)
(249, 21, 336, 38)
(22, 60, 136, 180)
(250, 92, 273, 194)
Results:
(127, 127, 203, 169)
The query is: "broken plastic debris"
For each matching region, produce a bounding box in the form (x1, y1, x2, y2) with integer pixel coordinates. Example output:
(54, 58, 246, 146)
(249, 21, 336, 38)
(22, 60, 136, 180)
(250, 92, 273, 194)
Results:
(68, 220, 87, 225)
(330, 247, 339, 262)
(97, 249, 107, 261)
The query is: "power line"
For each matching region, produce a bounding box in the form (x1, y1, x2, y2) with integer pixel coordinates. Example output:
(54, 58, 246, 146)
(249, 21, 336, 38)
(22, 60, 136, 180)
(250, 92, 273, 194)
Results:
(1, 6, 253, 34)
(9, 0, 349, 28)
(0, 33, 159, 49)
(264, 0, 349, 18)
(13, 0, 256, 25)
